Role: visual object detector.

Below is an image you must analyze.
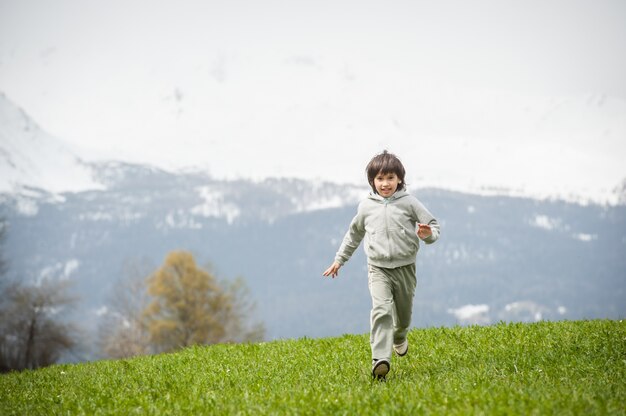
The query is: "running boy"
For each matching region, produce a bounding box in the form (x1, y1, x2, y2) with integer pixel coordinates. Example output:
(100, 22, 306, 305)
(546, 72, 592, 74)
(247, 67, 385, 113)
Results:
(323, 150, 440, 380)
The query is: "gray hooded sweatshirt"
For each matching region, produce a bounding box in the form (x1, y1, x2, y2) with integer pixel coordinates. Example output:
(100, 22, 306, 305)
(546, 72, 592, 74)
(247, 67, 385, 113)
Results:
(334, 190, 440, 269)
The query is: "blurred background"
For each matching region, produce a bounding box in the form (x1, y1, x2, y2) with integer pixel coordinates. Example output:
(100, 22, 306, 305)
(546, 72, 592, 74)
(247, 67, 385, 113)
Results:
(0, 0, 625, 368)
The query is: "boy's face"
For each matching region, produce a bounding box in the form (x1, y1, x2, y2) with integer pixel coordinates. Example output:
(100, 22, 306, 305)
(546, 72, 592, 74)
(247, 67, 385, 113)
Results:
(374, 171, 400, 197)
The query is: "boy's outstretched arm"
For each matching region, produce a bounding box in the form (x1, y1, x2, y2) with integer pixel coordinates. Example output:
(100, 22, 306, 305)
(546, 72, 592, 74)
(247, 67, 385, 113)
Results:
(322, 261, 342, 278)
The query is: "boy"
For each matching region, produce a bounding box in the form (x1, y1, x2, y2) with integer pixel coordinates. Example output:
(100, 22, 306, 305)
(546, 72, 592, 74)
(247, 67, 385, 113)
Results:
(323, 150, 440, 380)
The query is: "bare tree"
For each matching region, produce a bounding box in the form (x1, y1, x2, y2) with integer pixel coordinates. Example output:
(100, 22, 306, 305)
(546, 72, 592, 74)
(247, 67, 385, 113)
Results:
(0, 279, 78, 372)
(219, 277, 266, 344)
(98, 259, 152, 359)
(0, 217, 8, 289)
(0, 217, 79, 372)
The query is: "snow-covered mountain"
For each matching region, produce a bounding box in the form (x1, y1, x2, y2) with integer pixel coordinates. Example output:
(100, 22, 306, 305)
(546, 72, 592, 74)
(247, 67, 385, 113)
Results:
(0, 93, 103, 194)
(1, 91, 625, 361)
(1, 89, 625, 206)
(2, 160, 624, 357)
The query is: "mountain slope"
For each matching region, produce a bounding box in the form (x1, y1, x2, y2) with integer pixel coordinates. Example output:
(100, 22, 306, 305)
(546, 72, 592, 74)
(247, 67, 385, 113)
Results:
(2, 88, 625, 205)
(1, 92, 625, 362)
(0, 92, 103, 193)
(2, 162, 625, 347)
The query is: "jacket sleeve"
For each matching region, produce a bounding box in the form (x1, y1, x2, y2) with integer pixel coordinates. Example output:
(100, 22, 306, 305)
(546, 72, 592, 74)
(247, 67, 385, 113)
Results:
(413, 198, 440, 245)
(334, 207, 366, 266)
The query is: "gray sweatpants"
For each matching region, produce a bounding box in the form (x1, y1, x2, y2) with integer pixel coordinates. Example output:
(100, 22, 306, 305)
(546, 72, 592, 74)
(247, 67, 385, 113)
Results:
(367, 263, 417, 361)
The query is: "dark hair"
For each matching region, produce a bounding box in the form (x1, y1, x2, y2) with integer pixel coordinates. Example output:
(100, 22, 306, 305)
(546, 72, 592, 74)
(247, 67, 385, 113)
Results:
(366, 150, 407, 193)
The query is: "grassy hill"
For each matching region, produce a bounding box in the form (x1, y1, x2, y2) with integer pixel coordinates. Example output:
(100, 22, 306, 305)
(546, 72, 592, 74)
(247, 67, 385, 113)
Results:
(1, 320, 624, 415)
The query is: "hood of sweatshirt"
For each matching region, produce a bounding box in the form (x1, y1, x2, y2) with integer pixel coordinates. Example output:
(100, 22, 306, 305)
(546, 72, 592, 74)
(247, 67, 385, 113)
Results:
(368, 190, 410, 203)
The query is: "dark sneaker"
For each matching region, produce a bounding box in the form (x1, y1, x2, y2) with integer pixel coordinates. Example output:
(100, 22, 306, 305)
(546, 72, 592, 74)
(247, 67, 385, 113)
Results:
(372, 359, 390, 380)
(393, 340, 408, 357)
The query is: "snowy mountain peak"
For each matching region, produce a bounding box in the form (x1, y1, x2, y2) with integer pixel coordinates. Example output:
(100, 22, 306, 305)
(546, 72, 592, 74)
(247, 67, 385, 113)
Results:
(0, 93, 104, 194)
(0, 92, 42, 134)
(1, 91, 624, 206)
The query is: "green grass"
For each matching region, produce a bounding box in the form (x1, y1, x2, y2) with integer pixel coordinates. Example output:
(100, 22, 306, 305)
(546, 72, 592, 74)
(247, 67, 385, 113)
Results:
(1, 320, 625, 415)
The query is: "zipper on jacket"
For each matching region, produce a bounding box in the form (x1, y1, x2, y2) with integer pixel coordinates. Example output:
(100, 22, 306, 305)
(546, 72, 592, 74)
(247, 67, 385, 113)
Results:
(384, 199, 391, 261)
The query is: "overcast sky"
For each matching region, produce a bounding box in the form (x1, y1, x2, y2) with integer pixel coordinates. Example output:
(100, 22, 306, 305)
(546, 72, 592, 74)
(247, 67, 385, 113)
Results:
(1, 0, 625, 201)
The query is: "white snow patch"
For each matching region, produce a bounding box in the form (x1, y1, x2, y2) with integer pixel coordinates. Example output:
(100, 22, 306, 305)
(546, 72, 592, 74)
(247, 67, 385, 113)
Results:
(574, 233, 597, 242)
(39, 263, 63, 281)
(119, 211, 144, 224)
(191, 186, 240, 224)
(448, 304, 489, 320)
(79, 211, 114, 221)
(17, 188, 66, 203)
(12, 190, 70, 217)
(530, 215, 561, 230)
(503, 301, 548, 322)
(164, 210, 203, 229)
(63, 259, 79, 279)
(15, 197, 38, 216)
(38, 259, 79, 281)
(295, 186, 366, 213)
(304, 195, 345, 211)
(79, 210, 142, 224)
(95, 306, 108, 317)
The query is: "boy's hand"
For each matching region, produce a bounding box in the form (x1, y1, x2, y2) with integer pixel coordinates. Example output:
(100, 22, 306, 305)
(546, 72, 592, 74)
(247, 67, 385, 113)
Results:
(323, 261, 342, 278)
(417, 223, 432, 239)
